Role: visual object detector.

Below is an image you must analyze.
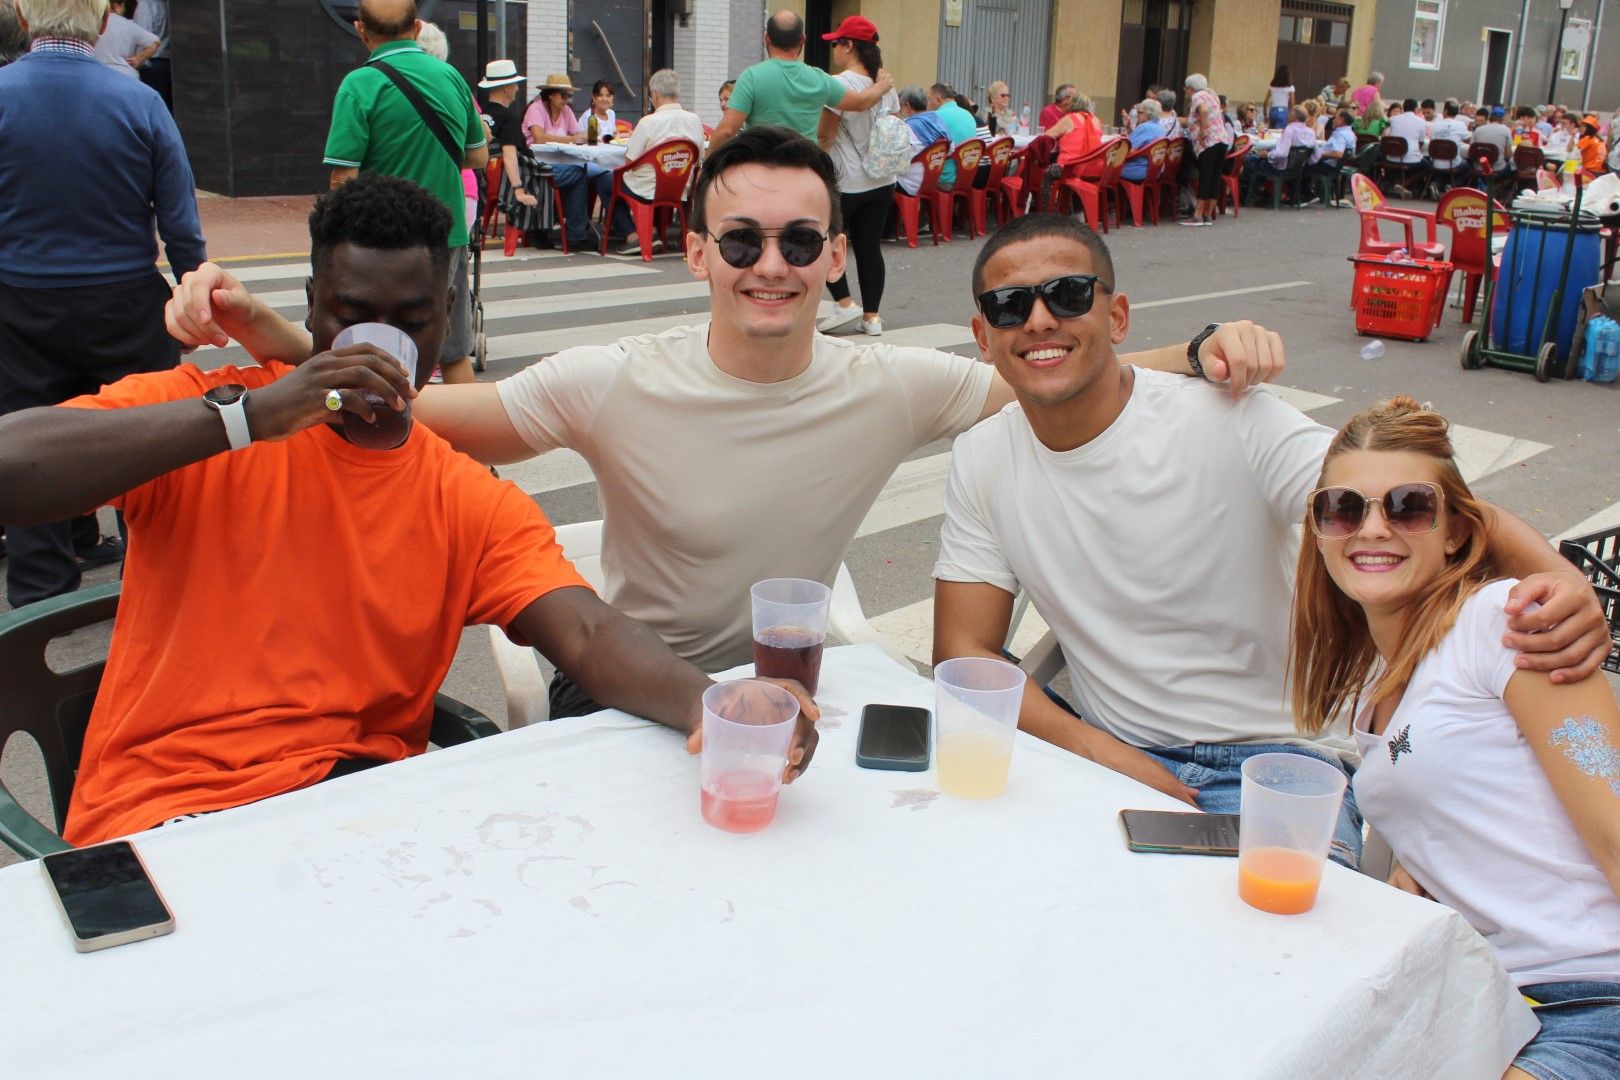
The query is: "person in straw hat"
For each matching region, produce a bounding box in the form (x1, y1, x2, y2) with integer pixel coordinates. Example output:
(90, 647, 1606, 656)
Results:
(523, 72, 601, 251)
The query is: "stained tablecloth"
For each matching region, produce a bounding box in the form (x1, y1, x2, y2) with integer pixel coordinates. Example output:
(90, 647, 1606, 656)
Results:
(0, 646, 1536, 1078)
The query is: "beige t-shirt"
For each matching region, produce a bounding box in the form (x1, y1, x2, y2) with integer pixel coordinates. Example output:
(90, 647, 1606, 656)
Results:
(498, 324, 994, 671)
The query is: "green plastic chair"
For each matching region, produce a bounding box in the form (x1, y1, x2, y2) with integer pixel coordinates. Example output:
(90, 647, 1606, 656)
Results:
(0, 582, 500, 859)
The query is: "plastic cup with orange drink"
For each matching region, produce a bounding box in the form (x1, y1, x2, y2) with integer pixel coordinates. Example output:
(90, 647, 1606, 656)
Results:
(1237, 752, 1347, 915)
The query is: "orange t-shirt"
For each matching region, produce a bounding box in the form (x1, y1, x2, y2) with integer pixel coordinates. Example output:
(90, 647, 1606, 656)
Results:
(59, 362, 589, 845)
(1578, 134, 1606, 177)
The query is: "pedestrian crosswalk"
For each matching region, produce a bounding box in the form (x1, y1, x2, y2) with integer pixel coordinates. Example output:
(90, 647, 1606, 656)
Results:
(207, 250, 1615, 670)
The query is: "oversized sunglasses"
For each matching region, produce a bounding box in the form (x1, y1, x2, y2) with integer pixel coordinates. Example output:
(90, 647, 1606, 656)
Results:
(974, 274, 1109, 329)
(704, 226, 829, 269)
(1308, 482, 1444, 538)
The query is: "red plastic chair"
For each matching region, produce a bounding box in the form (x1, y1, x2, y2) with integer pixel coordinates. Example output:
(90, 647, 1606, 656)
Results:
(1217, 136, 1249, 217)
(995, 146, 1033, 222)
(962, 137, 1015, 235)
(598, 138, 702, 260)
(1435, 187, 1511, 324)
(892, 140, 950, 247)
(479, 159, 517, 255)
(1117, 139, 1168, 226)
(1057, 138, 1129, 232)
(1158, 138, 1184, 220)
(615, 118, 633, 139)
(1350, 173, 1443, 259)
(933, 138, 987, 241)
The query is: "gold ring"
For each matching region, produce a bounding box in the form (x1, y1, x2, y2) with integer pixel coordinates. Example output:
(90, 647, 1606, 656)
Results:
(323, 389, 343, 412)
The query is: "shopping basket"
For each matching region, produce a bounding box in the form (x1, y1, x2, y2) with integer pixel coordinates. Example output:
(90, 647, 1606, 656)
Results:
(1349, 255, 1454, 342)
(1559, 523, 1620, 674)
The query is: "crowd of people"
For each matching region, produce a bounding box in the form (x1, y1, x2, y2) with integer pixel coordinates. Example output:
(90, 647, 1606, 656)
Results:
(1, 3, 1618, 1076)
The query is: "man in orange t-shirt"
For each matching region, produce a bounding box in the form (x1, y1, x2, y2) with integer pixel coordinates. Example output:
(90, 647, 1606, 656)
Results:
(0, 175, 818, 846)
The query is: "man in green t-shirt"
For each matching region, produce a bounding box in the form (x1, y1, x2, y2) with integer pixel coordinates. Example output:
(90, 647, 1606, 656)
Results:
(322, 0, 487, 384)
(708, 9, 892, 151)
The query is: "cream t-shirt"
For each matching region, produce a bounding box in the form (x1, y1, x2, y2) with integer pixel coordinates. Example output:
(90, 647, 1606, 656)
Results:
(499, 324, 994, 671)
(935, 369, 1350, 756)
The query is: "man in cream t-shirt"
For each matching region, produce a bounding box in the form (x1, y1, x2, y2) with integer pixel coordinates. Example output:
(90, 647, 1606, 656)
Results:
(933, 213, 1614, 863)
(163, 127, 1293, 716)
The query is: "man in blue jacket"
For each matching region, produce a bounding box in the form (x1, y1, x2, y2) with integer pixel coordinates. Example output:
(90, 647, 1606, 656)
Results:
(0, 0, 205, 607)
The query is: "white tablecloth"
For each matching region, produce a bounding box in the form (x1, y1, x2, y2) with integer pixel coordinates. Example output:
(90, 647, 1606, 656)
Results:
(529, 143, 628, 169)
(0, 646, 1536, 1079)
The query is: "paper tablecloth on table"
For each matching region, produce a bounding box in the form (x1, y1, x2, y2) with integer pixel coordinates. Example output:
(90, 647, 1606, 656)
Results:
(0, 646, 1535, 1079)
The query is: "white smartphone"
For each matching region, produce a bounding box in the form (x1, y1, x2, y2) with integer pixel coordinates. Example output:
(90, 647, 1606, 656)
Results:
(41, 840, 175, 952)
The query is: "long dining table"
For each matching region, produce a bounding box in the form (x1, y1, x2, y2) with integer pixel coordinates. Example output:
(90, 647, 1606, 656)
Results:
(0, 646, 1537, 1078)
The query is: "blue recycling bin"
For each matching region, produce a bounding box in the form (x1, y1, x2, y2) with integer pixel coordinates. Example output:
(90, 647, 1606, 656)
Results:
(1490, 217, 1603, 362)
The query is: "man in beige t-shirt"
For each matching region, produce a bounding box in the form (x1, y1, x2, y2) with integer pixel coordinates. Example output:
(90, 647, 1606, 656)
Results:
(164, 128, 1287, 714)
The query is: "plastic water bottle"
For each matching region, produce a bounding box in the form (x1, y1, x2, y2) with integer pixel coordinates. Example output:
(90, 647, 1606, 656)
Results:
(1019, 102, 1032, 135)
(1360, 339, 1386, 360)
(1594, 318, 1620, 383)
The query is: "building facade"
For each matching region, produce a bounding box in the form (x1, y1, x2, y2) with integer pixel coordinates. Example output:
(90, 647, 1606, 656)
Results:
(1367, 0, 1615, 112)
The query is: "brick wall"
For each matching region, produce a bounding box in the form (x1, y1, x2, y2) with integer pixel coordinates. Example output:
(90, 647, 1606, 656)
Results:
(526, 0, 567, 85)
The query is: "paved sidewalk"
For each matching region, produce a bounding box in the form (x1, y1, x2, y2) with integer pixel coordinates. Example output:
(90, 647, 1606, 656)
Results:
(182, 190, 317, 265)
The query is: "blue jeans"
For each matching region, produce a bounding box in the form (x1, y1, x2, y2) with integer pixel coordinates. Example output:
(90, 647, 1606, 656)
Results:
(1141, 743, 1363, 869)
(1267, 105, 1288, 128)
(589, 167, 639, 238)
(549, 163, 603, 246)
(1514, 981, 1620, 1080)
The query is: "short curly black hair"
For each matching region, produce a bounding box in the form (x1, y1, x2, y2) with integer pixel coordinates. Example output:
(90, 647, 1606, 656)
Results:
(308, 174, 451, 281)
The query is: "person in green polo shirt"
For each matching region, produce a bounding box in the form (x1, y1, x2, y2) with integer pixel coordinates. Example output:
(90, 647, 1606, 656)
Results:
(323, 0, 487, 384)
(708, 9, 892, 151)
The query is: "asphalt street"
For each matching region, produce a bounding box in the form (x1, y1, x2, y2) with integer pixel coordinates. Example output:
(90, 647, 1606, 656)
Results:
(3, 203, 1616, 866)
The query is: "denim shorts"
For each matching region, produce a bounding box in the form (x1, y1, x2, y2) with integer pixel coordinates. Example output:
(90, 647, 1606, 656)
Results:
(1513, 981, 1620, 1080)
(1141, 742, 1363, 869)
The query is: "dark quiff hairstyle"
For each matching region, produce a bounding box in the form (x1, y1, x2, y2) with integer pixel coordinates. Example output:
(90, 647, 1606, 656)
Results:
(970, 212, 1116, 297)
(689, 125, 843, 236)
(309, 174, 451, 281)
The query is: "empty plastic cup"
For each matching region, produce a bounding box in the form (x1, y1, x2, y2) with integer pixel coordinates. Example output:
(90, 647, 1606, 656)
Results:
(1237, 753, 1348, 915)
(933, 656, 1027, 799)
(750, 578, 833, 695)
(332, 322, 416, 451)
(700, 680, 800, 833)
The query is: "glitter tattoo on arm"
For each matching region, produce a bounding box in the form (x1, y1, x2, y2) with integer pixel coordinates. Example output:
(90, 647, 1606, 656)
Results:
(1549, 716, 1620, 798)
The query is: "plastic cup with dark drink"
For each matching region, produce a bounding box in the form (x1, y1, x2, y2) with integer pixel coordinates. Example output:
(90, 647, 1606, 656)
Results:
(750, 578, 832, 696)
(332, 323, 415, 451)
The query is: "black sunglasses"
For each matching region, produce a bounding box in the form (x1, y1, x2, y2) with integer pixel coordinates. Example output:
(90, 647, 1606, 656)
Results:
(1308, 482, 1444, 539)
(974, 274, 1111, 329)
(704, 226, 829, 269)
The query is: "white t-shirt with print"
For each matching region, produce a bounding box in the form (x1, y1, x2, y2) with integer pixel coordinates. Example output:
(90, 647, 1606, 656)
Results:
(499, 324, 994, 671)
(934, 369, 1348, 755)
(1352, 578, 1620, 986)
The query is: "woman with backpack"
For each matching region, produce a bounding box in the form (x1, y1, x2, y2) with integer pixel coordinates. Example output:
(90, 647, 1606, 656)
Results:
(815, 15, 901, 336)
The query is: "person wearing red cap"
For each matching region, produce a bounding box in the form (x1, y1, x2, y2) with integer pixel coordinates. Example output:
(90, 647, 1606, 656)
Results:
(708, 9, 892, 151)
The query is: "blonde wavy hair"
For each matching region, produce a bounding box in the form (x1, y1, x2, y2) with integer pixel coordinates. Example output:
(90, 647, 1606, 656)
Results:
(1289, 398, 1501, 734)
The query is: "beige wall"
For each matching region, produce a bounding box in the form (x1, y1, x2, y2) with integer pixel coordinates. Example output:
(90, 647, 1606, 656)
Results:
(1051, 0, 1124, 123)
(1189, 0, 1282, 105)
(1343, 0, 1377, 91)
(851, 0, 941, 91)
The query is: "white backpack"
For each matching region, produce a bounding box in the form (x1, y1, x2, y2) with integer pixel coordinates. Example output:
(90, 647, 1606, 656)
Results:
(863, 113, 914, 181)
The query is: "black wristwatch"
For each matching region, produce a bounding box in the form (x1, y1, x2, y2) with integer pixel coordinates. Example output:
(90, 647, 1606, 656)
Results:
(1187, 323, 1221, 380)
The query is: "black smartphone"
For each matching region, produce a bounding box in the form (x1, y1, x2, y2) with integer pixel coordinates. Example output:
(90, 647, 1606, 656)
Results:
(41, 840, 176, 952)
(857, 704, 932, 771)
(1119, 809, 1241, 856)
